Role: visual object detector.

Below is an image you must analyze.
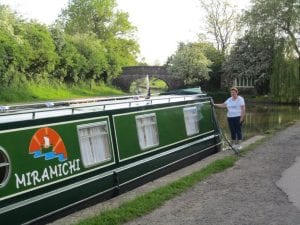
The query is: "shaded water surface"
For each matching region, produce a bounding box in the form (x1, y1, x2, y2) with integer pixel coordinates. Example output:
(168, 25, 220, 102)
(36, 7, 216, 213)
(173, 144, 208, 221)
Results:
(215, 103, 300, 140)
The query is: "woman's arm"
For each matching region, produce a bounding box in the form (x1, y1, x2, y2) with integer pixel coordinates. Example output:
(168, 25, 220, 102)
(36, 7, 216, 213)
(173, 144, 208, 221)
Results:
(214, 103, 227, 108)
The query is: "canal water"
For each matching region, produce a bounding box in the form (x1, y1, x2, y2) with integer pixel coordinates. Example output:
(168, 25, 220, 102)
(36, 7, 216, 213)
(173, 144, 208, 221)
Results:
(215, 103, 300, 140)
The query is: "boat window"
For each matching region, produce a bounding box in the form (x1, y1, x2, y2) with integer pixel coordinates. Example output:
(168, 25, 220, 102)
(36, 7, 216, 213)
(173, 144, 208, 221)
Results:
(136, 113, 159, 150)
(0, 147, 10, 187)
(77, 122, 111, 167)
(183, 106, 199, 136)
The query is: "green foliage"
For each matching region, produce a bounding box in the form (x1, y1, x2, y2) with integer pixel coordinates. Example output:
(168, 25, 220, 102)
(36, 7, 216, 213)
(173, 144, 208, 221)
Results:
(59, 0, 139, 80)
(244, 0, 300, 58)
(0, 83, 31, 102)
(0, 2, 139, 98)
(70, 34, 108, 82)
(271, 43, 300, 103)
(242, 0, 300, 101)
(104, 37, 139, 81)
(18, 22, 58, 80)
(0, 7, 28, 87)
(207, 91, 228, 102)
(62, 0, 117, 39)
(167, 42, 212, 86)
(0, 6, 59, 84)
(195, 42, 224, 90)
(51, 31, 87, 83)
(0, 5, 22, 34)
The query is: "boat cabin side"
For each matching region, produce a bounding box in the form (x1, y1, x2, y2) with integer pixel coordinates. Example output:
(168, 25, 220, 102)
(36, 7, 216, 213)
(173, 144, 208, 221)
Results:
(0, 94, 219, 206)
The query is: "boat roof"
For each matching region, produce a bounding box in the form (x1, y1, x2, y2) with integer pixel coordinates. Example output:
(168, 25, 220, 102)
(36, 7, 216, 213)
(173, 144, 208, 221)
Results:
(0, 89, 207, 124)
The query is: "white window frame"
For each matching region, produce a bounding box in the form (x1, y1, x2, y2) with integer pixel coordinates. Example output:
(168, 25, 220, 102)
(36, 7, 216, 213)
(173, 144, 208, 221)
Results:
(0, 147, 10, 188)
(135, 113, 159, 150)
(183, 106, 199, 136)
(234, 78, 254, 87)
(77, 121, 112, 168)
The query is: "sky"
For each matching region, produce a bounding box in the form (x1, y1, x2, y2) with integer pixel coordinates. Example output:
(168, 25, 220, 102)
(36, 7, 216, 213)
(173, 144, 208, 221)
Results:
(1, 0, 251, 65)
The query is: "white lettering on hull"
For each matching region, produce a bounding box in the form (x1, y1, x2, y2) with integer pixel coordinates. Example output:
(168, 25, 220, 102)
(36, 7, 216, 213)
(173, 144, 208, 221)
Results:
(15, 159, 81, 189)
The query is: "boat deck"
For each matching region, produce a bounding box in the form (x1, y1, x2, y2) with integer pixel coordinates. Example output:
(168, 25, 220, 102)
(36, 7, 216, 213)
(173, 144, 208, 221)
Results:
(0, 94, 207, 123)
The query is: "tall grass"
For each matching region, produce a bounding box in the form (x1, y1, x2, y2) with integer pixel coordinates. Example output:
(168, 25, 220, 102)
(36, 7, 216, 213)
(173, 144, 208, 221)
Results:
(0, 81, 124, 104)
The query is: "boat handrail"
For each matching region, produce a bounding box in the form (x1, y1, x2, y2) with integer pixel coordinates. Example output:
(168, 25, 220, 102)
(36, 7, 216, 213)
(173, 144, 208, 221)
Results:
(0, 94, 207, 123)
(0, 94, 141, 112)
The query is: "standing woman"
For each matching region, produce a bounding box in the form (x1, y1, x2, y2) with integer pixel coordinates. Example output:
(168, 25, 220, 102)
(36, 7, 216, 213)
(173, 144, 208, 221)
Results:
(214, 87, 246, 149)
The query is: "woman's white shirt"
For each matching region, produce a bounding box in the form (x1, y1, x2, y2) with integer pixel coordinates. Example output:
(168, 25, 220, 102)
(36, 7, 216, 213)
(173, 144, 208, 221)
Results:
(225, 96, 245, 117)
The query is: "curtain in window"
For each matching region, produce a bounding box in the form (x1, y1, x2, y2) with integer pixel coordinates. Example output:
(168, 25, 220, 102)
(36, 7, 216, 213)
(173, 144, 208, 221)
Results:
(184, 107, 199, 136)
(78, 128, 94, 165)
(78, 122, 111, 167)
(136, 114, 159, 149)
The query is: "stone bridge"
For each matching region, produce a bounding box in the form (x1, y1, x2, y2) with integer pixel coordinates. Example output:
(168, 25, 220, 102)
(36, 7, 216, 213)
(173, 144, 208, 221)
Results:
(113, 66, 184, 92)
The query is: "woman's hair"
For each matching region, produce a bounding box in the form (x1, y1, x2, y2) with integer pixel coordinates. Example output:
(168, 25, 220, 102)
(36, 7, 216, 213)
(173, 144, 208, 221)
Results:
(230, 87, 238, 93)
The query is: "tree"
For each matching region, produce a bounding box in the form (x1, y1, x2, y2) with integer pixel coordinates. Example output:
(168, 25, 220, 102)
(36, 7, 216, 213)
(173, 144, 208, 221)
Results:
(104, 37, 139, 81)
(244, 0, 300, 102)
(223, 32, 274, 94)
(50, 27, 87, 83)
(0, 5, 28, 86)
(59, 0, 139, 80)
(199, 0, 240, 55)
(18, 22, 58, 80)
(70, 34, 108, 84)
(244, 0, 299, 60)
(167, 42, 212, 86)
(0, 2, 139, 91)
(0, 28, 27, 87)
(61, 0, 129, 39)
(271, 41, 299, 103)
(194, 42, 224, 90)
(0, 4, 21, 34)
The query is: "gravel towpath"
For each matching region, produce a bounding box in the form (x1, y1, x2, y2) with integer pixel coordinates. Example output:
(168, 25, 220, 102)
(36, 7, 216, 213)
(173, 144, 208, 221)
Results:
(125, 122, 300, 225)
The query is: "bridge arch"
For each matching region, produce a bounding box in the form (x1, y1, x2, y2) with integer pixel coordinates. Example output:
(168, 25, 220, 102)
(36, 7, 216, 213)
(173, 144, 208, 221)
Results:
(113, 66, 184, 92)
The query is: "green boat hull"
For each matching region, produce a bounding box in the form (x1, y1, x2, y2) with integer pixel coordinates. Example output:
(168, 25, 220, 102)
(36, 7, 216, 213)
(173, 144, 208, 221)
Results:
(0, 95, 221, 224)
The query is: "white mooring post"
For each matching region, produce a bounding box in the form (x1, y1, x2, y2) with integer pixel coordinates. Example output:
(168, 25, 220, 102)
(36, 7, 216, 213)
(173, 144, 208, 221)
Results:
(145, 75, 151, 99)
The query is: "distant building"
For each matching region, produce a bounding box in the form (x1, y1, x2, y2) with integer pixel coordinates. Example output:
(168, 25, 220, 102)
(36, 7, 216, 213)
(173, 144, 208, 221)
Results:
(221, 74, 256, 94)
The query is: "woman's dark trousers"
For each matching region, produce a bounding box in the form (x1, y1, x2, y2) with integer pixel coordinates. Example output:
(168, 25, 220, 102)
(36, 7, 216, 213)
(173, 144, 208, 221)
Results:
(227, 116, 242, 141)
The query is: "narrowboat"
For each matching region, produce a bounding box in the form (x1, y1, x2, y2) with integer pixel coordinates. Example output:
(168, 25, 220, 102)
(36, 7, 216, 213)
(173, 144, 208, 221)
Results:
(0, 88, 221, 224)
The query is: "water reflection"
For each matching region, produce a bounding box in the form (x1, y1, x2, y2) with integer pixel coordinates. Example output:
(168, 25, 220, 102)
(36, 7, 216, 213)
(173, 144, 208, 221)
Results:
(215, 103, 300, 140)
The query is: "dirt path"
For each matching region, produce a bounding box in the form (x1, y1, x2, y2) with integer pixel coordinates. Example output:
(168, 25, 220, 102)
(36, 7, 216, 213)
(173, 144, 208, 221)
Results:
(125, 122, 300, 225)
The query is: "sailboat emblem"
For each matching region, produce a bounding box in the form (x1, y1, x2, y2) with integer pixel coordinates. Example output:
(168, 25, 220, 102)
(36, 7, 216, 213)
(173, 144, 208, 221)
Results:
(29, 127, 67, 162)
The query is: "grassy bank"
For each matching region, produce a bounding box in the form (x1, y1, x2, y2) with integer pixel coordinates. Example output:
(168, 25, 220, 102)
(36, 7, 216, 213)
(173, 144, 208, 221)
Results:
(75, 121, 297, 225)
(0, 82, 124, 104)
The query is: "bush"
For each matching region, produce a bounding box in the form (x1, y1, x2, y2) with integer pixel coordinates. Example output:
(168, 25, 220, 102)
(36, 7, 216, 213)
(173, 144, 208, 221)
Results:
(206, 91, 228, 102)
